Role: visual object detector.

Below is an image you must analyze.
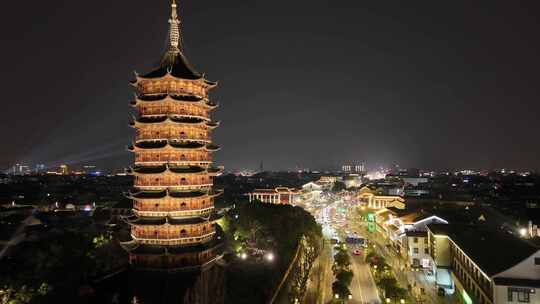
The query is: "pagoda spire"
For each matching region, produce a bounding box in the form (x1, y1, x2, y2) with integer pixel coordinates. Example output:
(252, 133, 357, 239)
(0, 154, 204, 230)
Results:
(168, 0, 181, 51)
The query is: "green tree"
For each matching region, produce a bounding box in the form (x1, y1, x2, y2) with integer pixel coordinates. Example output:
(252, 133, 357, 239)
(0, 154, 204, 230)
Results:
(332, 281, 350, 300)
(332, 181, 347, 192)
(335, 270, 353, 287)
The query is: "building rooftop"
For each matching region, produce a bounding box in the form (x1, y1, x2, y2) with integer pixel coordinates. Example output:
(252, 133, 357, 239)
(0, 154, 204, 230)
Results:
(427, 224, 540, 276)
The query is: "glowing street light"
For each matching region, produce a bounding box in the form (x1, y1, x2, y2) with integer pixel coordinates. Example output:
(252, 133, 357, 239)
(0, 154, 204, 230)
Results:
(386, 298, 391, 303)
(348, 294, 353, 299)
(519, 228, 528, 238)
(265, 252, 274, 262)
(400, 299, 405, 304)
(240, 252, 247, 260)
(334, 294, 339, 299)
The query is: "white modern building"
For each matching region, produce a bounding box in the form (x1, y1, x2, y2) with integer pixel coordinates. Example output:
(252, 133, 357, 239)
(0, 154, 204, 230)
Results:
(427, 224, 540, 304)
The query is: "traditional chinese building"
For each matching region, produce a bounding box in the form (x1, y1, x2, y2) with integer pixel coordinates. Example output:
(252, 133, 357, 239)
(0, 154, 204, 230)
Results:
(121, 0, 223, 272)
(248, 187, 300, 205)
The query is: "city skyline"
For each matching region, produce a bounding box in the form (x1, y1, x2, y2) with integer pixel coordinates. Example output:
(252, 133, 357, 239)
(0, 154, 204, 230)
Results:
(2, 0, 540, 171)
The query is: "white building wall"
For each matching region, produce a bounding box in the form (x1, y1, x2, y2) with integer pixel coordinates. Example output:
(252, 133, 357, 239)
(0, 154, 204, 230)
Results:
(494, 250, 540, 280)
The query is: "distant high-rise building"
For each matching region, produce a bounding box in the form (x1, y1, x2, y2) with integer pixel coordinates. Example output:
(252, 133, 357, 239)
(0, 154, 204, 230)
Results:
(35, 164, 46, 174)
(122, 0, 223, 271)
(59, 164, 69, 175)
(11, 163, 30, 175)
(342, 163, 365, 173)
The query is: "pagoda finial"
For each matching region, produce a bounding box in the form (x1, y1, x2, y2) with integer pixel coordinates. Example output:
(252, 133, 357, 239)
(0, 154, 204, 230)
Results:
(168, 0, 181, 51)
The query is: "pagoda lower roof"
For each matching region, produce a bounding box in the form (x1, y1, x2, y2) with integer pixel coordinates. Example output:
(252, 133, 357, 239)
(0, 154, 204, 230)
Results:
(128, 189, 222, 199)
(130, 164, 207, 175)
(128, 140, 220, 152)
(123, 234, 224, 255)
(125, 212, 221, 226)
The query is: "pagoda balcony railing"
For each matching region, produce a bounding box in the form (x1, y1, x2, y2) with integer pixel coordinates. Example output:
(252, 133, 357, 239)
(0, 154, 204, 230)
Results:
(132, 231, 215, 246)
(135, 134, 210, 142)
(135, 156, 211, 163)
(135, 183, 213, 190)
(135, 161, 211, 167)
(140, 108, 209, 118)
(133, 207, 214, 217)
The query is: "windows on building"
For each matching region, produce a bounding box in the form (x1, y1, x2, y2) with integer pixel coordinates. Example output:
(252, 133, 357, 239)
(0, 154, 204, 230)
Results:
(508, 287, 533, 303)
(424, 248, 429, 254)
(413, 248, 419, 254)
(535, 257, 540, 265)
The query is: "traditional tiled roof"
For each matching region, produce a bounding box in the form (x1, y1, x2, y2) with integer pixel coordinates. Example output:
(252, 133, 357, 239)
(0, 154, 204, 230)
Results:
(141, 51, 202, 80)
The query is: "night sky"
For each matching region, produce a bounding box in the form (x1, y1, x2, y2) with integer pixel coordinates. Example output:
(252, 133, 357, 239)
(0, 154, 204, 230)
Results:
(1, 1, 539, 172)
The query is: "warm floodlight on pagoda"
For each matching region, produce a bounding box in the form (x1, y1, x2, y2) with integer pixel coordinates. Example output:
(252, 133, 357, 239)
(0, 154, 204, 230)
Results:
(120, 0, 223, 271)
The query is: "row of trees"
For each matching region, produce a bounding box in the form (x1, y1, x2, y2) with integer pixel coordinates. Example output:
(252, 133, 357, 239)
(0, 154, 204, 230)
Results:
(331, 245, 354, 302)
(222, 201, 322, 304)
(366, 251, 409, 301)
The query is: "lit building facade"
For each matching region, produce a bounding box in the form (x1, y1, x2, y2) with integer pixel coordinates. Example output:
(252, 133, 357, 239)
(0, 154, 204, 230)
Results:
(358, 186, 406, 209)
(248, 187, 299, 205)
(122, 0, 223, 271)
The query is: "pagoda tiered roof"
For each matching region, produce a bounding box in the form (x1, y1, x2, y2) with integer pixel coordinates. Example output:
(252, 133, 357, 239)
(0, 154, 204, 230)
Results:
(128, 189, 223, 200)
(130, 94, 218, 109)
(121, 231, 224, 256)
(130, 164, 203, 174)
(125, 212, 221, 226)
(138, 94, 203, 102)
(129, 164, 223, 175)
(130, 115, 219, 127)
(128, 140, 220, 152)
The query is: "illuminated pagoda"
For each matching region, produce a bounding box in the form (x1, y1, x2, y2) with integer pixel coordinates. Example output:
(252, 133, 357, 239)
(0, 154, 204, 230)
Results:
(122, 0, 223, 271)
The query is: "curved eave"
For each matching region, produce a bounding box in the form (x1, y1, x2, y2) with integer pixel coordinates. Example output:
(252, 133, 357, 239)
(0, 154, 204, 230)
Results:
(206, 121, 220, 129)
(207, 167, 224, 176)
(128, 189, 220, 200)
(129, 165, 207, 175)
(205, 144, 221, 152)
(130, 116, 215, 127)
(126, 213, 221, 226)
(128, 141, 218, 152)
(203, 79, 218, 89)
(133, 94, 205, 103)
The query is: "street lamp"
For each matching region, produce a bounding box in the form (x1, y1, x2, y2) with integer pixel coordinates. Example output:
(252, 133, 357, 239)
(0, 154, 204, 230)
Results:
(386, 298, 391, 303)
(400, 299, 405, 304)
(265, 252, 274, 262)
(335, 294, 339, 299)
(348, 294, 353, 300)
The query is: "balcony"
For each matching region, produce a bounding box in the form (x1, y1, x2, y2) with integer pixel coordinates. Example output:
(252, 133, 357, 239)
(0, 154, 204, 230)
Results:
(135, 133, 210, 142)
(132, 231, 215, 246)
(133, 207, 214, 217)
